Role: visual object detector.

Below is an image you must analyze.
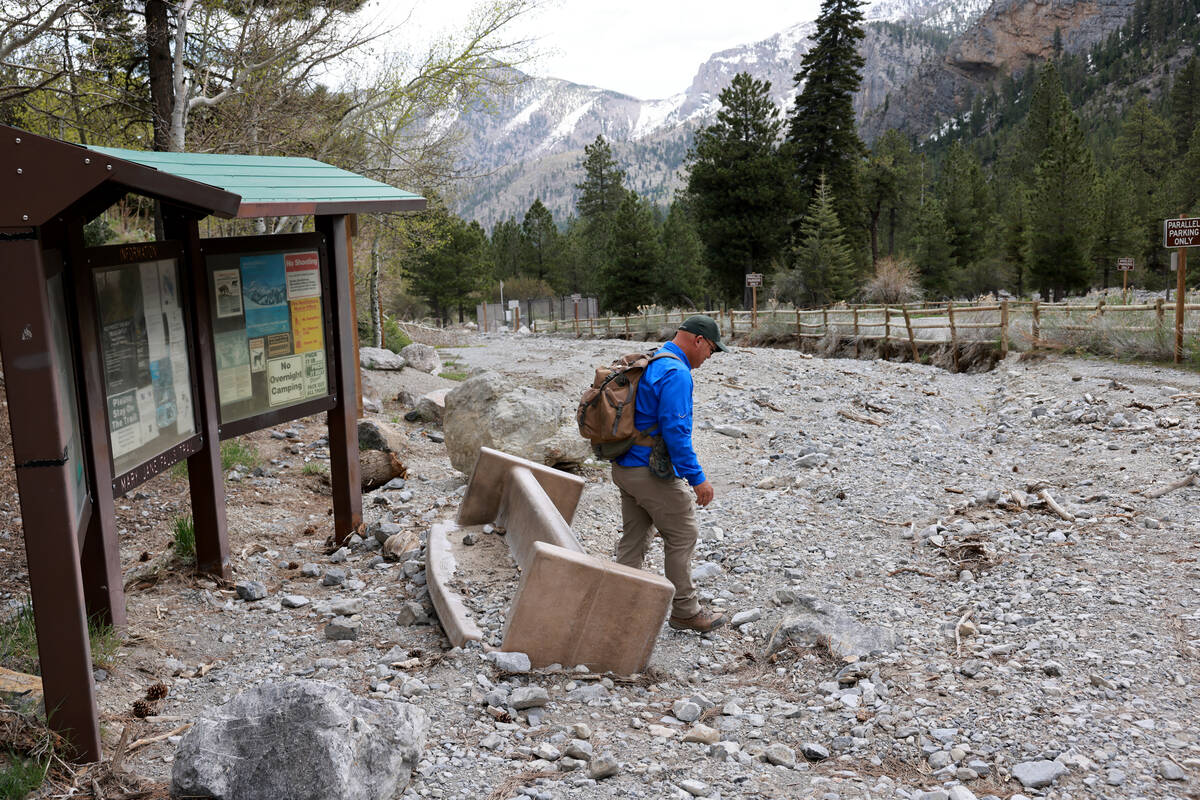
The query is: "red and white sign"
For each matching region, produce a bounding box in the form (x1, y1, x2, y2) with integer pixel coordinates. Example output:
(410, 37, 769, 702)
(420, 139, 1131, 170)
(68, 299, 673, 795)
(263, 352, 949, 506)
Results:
(1117, 257, 1134, 271)
(745, 273, 763, 287)
(285, 251, 321, 299)
(1164, 218, 1200, 248)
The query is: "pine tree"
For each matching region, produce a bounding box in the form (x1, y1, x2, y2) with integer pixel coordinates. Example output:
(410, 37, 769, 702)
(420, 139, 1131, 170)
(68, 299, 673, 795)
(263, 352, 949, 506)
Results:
(520, 198, 560, 286)
(1020, 64, 1073, 183)
(912, 198, 954, 298)
(1167, 56, 1200, 152)
(862, 129, 920, 266)
(601, 191, 662, 314)
(576, 136, 627, 224)
(1027, 97, 1099, 300)
(685, 71, 791, 304)
(1115, 99, 1175, 282)
(778, 175, 856, 305)
(938, 142, 992, 272)
(1092, 168, 1139, 288)
(784, 0, 866, 230)
(404, 212, 490, 324)
(658, 200, 709, 306)
(490, 218, 523, 281)
(575, 135, 627, 292)
(1172, 124, 1200, 215)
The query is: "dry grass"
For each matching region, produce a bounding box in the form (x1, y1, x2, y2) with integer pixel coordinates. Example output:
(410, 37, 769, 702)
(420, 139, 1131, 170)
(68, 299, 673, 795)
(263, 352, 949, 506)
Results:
(482, 770, 559, 800)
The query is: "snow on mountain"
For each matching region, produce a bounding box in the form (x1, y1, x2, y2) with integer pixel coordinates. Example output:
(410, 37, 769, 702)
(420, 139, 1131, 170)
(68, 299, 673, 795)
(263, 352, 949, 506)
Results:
(450, 0, 992, 229)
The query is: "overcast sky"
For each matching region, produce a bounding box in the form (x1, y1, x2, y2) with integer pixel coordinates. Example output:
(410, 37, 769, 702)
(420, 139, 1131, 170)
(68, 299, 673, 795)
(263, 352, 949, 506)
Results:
(374, 0, 825, 100)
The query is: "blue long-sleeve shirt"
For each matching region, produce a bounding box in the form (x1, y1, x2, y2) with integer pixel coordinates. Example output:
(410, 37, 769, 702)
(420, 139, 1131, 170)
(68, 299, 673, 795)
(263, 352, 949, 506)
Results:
(614, 340, 706, 486)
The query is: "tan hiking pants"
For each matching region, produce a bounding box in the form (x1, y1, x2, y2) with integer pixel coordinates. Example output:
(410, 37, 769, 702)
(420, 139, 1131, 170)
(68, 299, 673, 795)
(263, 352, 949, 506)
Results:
(611, 464, 700, 618)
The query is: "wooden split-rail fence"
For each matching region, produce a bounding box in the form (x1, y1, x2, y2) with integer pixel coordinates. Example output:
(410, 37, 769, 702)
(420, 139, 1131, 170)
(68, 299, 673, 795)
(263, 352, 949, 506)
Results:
(533, 297, 1200, 361)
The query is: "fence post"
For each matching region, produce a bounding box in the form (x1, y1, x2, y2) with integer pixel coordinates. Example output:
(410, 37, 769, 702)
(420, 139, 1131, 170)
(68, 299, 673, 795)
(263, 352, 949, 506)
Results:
(624, 315, 630, 337)
(730, 311, 736, 338)
(947, 302, 959, 372)
(1156, 297, 1165, 332)
(589, 314, 595, 337)
(1097, 297, 1105, 317)
(853, 308, 860, 358)
(1000, 300, 1009, 358)
(1032, 301, 1040, 343)
(883, 306, 890, 344)
(796, 309, 801, 341)
(902, 306, 919, 361)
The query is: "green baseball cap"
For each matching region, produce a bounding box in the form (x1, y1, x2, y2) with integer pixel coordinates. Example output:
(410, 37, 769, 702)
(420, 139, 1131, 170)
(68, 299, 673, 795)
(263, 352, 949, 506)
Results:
(678, 315, 729, 352)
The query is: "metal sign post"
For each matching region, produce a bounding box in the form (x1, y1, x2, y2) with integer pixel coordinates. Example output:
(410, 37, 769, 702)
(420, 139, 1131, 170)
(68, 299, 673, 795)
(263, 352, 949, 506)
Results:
(1164, 217, 1198, 363)
(745, 273, 763, 329)
(1117, 257, 1134, 300)
(571, 293, 581, 335)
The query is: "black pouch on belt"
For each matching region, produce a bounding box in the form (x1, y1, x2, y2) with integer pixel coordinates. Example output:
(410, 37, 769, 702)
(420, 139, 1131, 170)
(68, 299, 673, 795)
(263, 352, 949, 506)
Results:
(648, 436, 674, 479)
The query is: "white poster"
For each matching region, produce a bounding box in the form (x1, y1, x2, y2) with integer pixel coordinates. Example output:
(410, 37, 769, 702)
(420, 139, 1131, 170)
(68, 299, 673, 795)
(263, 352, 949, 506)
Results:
(267, 355, 305, 407)
(213, 269, 244, 318)
(215, 329, 252, 403)
(302, 350, 327, 398)
(157, 260, 179, 314)
(171, 351, 194, 435)
(140, 263, 166, 361)
(135, 384, 157, 443)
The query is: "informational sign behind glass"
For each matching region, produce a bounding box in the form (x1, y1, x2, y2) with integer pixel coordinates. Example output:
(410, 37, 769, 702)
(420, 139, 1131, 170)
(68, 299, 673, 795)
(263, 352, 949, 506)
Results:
(47, 273, 89, 524)
(94, 259, 196, 478)
(207, 248, 329, 423)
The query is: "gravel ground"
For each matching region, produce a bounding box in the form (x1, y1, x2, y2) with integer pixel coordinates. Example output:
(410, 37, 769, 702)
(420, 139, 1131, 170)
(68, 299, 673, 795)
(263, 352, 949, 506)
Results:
(7, 330, 1200, 800)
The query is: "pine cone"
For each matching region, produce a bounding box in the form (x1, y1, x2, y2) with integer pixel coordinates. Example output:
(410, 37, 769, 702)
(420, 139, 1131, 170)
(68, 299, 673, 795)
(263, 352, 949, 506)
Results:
(132, 699, 155, 718)
(145, 682, 169, 701)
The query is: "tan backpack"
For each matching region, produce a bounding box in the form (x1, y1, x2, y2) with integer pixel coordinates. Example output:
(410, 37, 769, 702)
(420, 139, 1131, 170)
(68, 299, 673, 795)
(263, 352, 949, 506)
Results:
(577, 351, 681, 459)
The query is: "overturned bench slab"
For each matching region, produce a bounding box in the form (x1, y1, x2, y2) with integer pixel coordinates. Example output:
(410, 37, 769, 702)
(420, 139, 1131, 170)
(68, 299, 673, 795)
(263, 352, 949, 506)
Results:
(427, 447, 673, 674)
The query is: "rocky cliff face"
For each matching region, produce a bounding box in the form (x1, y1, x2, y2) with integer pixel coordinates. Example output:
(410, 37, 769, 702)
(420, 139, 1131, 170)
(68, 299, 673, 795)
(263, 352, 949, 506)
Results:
(861, 0, 1137, 142)
(451, 0, 993, 228)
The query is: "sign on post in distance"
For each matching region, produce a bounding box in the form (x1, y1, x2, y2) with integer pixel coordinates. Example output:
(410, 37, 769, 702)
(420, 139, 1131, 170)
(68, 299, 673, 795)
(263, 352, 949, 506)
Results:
(745, 272, 763, 287)
(1163, 217, 1200, 248)
(1117, 257, 1134, 271)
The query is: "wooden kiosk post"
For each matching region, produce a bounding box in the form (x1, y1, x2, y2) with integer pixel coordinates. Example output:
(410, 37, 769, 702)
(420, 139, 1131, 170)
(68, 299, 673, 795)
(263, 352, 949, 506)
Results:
(0, 126, 424, 759)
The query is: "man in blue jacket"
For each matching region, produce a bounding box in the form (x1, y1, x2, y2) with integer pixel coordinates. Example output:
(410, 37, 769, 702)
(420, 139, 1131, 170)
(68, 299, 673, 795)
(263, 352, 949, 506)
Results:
(612, 315, 728, 633)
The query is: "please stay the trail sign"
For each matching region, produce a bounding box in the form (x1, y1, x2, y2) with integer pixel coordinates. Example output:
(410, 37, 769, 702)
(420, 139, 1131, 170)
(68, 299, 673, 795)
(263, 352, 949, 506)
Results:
(1164, 217, 1200, 247)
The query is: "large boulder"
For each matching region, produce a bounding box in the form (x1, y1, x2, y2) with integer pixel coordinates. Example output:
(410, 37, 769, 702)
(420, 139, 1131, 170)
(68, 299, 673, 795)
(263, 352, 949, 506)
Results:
(766, 596, 898, 661)
(414, 388, 449, 424)
(360, 347, 405, 370)
(170, 680, 427, 800)
(444, 371, 590, 474)
(400, 343, 441, 374)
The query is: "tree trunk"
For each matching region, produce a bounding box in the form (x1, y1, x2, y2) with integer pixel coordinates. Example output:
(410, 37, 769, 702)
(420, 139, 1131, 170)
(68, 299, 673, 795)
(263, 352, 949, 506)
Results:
(145, 0, 173, 152)
(370, 235, 382, 348)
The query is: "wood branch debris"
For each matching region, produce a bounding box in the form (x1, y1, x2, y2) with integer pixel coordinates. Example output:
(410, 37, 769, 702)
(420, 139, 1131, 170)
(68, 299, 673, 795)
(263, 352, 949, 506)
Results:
(1037, 489, 1076, 522)
(1142, 474, 1198, 500)
(838, 408, 883, 426)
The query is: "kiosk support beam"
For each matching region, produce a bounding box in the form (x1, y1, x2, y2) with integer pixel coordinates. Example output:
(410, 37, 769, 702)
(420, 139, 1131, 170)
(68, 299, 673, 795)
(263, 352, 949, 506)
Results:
(316, 214, 362, 543)
(167, 213, 232, 577)
(65, 222, 127, 628)
(0, 238, 101, 761)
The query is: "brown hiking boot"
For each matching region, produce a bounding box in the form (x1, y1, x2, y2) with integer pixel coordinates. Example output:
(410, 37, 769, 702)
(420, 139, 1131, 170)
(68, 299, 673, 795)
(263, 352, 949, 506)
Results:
(668, 608, 727, 633)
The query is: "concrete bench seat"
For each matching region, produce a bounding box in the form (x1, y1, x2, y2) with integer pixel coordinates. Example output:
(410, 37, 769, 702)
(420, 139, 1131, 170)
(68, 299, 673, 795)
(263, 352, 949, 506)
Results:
(426, 447, 673, 674)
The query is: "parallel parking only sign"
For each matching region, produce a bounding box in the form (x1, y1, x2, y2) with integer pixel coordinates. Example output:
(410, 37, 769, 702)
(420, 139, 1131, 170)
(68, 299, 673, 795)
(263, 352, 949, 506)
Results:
(1164, 217, 1200, 248)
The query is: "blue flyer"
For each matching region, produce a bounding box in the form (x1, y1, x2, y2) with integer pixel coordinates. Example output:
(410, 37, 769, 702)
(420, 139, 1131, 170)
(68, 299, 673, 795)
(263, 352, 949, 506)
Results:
(240, 254, 289, 338)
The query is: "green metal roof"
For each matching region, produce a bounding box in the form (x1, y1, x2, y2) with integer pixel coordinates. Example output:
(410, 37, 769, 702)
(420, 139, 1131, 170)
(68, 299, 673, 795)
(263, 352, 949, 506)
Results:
(86, 146, 426, 218)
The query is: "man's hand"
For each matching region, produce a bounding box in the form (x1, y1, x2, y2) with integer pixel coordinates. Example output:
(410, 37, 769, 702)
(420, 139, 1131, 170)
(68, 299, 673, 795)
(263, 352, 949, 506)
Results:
(693, 480, 714, 507)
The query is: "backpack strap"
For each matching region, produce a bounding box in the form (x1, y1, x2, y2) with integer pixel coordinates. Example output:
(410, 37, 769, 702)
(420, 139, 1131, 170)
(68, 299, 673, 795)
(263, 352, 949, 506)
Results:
(631, 350, 683, 446)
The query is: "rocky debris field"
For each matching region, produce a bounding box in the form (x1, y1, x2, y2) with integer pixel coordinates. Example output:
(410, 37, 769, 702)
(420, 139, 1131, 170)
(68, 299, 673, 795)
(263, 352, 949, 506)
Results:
(5, 332, 1200, 800)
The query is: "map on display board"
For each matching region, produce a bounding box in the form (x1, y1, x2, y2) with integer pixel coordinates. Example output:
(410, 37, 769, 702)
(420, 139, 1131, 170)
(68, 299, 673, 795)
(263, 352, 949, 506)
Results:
(205, 245, 330, 424)
(94, 258, 196, 479)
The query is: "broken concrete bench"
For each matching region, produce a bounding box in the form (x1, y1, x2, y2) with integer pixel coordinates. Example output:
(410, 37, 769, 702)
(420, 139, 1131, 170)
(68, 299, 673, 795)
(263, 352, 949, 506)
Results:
(426, 447, 673, 675)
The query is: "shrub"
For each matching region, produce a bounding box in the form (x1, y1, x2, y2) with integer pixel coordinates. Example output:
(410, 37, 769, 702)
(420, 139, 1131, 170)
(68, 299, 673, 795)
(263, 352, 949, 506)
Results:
(861, 257, 923, 305)
(0, 598, 38, 675)
(382, 315, 412, 353)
